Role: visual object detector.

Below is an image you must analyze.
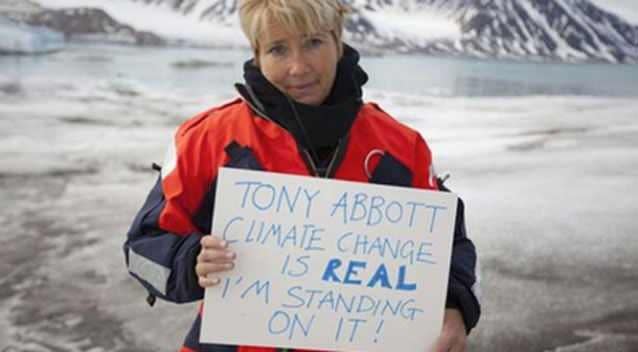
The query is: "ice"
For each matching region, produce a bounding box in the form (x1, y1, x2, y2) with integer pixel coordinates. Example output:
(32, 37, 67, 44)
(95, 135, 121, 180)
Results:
(1, 45, 637, 351)
(0, 16, 64, 55)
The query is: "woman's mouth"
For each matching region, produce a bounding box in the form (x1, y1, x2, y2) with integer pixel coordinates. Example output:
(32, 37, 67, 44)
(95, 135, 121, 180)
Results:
(288, 82, 318, 96)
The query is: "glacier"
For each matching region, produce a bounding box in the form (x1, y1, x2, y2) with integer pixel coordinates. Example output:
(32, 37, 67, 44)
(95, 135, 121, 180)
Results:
(0, 16, 64, 55)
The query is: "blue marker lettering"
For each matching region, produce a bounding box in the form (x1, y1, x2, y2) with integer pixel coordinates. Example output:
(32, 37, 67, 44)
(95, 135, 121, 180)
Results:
(335, 317, 344, 342)
(317, 290, 335, 310)
(282, 286, 305, 309)
(263, 223, 283, 245)
(222, 216, 243, 244)
(303, 188, 320, 219)
(303, 289, 322, 308)
(348, 318, 366, 342)
(367, 195, 385, 226)
(350, 193, 368, 222)
(330, 192, 349, 224)
(235, 180, 260, 208)
(336, 232, 353, 253)
(244, 219, 258, 243)
(343, 261, 366, 285)
(367, 264, 392, 289)
(384, 238, 400, 260)
(415, 242, 435, 264)
(385, 201, 403, 223)
(353, 234, 369, 256)
(304, 226, 325, 251)
(427, 205, 447, 233)
(396, 265, 417, 291)
(400, 240, 416, 265)
(252, 183, 276, 210)
(279, 224, 297, 247)
(355, 295, 377, 314)
(406, 201, 426, 228)
(287, 255, 310, 277)
(221, 277, 232, 299)
(401, 299, 424, 320)
(321, 259, 342, 283)
(294, 313, 315, 338)
(268, 310, 289, 336)
(240, 280, 271, 305)
(277, 185, 300, 214)
(380, 300, 401, 316)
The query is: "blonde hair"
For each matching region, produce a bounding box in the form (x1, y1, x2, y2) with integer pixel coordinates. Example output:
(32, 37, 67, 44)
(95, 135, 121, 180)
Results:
(239, 0, 347, 55)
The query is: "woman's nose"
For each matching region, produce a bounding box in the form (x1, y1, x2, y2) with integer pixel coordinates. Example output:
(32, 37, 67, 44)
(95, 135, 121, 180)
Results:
(288, 51, 311, 76)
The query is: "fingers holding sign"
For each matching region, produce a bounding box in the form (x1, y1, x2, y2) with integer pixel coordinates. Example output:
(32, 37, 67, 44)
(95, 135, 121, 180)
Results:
(196, 235, 236, 288)
(430, 309, 467, 352)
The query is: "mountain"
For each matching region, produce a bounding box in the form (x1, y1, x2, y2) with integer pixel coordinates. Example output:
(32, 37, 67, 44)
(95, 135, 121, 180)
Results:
(23, 8, 165, 46)
(343, 0, 638, 62)
(8, 0, 638, 62)
(0, 1, 165, 47)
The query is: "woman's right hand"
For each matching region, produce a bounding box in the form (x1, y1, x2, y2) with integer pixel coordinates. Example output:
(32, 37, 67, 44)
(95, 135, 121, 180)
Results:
(195, 235, 236, 288)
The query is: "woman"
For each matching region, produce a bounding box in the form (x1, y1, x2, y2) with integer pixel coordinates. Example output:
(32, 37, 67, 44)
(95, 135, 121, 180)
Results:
(124, 1, 480, 351)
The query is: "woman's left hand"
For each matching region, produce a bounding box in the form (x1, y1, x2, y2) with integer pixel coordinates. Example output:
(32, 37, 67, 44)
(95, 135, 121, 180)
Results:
(430, 308, 467, 352)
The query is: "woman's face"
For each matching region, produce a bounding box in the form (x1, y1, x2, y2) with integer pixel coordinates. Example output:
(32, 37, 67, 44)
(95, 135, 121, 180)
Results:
(256, 21, 340, 106)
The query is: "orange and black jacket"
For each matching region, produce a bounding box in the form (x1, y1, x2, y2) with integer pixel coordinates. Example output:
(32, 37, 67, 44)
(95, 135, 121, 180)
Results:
(124, 88, 481, 352)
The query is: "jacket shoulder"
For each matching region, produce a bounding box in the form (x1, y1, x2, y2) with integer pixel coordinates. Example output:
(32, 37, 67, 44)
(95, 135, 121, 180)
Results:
(175, 98, 246, 138)
(359, 102, 421, 139)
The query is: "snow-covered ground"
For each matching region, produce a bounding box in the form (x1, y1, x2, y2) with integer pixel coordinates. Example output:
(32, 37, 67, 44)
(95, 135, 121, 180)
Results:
(1, 44, 637, 351)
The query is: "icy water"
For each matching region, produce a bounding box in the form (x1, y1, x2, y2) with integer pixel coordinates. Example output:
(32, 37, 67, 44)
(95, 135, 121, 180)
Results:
(1, 44, 637, 351)
(4, 44, 638, 98)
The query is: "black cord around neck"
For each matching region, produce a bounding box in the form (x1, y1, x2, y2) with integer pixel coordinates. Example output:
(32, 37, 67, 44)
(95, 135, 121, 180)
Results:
(285, 95, 321, 164)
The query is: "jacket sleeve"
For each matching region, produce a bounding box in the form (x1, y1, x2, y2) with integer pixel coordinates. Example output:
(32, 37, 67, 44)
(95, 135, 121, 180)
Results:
(123, 175, 204, 303)
(438, 180, 481, 333)
(413, 134, 481, 333)
(123, 119, 218, 304)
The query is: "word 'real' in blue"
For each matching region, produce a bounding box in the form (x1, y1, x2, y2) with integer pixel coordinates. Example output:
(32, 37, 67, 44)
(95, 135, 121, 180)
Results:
(321, 258, 417, 291)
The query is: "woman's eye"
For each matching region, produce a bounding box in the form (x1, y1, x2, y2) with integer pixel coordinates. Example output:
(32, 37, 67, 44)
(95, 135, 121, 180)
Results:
(268, 45, 287, 56)
(306, 38, 323, 49)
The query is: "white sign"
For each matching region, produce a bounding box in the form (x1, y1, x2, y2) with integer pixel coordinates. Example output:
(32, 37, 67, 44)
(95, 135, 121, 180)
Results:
(201, 167, 457, 352)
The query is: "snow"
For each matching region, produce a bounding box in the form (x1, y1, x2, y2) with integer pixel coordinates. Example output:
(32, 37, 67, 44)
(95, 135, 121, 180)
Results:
(39, 0, 247, 47)
(518, 0, 589, 61)
(0, 16, 64, 54)
(39, 0, 461, 47)
(556, 0, 617, 62)
(2, 44, 638, 351)
(363, 9, 461, 42)
(17, 0, 637, 63)
(590, 0, 638, 25)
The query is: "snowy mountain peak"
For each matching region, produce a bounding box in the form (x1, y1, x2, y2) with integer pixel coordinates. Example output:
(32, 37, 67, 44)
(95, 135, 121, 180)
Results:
(130, 0, 238, 23)
(8, 0, 638, 63)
